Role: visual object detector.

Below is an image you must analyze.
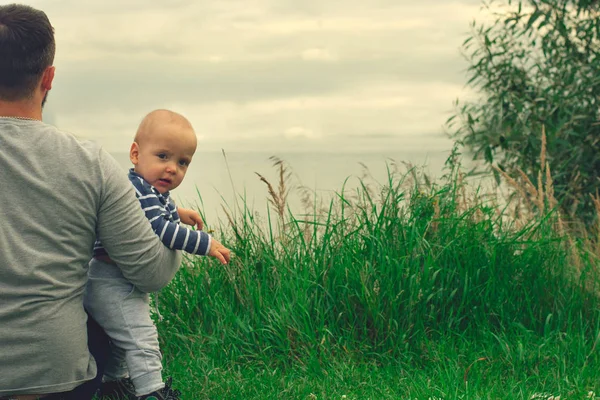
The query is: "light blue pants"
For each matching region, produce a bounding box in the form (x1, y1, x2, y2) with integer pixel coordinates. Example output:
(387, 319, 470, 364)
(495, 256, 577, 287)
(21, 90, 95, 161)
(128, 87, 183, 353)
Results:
(83, 258, 164, 396)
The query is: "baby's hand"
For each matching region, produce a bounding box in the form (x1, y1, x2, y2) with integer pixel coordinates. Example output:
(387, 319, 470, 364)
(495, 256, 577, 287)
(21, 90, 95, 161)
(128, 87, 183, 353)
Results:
(178, 207, 204, 230)
(208, 238, 231, 265)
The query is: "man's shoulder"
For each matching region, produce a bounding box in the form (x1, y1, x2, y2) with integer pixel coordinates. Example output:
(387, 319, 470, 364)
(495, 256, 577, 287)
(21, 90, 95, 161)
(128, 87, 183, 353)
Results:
(30, 122, 104, 158)
(51, 124, 102, 152)
(40, 124, 128, 187)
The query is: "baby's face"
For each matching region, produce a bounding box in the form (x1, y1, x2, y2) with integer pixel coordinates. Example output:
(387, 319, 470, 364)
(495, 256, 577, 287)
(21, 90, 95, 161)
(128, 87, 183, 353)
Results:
(130, 123, 197, 193)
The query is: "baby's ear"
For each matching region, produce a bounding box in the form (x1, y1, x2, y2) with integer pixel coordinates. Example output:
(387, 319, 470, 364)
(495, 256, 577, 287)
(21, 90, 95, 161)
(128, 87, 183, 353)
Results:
(129, 142, 140, 164)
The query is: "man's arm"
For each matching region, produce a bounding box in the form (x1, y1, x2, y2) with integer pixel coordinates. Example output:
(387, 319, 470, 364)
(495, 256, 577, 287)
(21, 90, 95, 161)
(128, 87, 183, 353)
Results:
(95, 150, 182, 293)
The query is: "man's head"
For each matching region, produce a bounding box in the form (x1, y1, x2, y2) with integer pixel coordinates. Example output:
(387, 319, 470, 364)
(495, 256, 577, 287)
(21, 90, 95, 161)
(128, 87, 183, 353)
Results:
(0, 4, 55, 104)
(130, 109, 198, 194)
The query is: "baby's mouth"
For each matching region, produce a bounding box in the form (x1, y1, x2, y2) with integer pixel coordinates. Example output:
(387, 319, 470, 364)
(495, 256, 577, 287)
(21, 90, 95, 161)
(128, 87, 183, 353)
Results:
(158, 178, 172, 185)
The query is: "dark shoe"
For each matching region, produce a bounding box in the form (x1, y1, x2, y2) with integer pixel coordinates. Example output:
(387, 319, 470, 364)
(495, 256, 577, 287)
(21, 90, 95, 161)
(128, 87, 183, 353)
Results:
(99, 377, 136, 399)
(138, 377, 181, 400)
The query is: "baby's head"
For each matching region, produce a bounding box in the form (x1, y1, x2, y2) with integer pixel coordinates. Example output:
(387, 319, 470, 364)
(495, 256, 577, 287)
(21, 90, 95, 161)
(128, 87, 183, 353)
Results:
(130, 109, 197, 194)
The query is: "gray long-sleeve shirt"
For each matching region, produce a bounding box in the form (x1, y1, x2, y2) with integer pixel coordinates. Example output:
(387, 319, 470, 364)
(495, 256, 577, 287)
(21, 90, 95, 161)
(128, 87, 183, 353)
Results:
(0, 119, 182, 396)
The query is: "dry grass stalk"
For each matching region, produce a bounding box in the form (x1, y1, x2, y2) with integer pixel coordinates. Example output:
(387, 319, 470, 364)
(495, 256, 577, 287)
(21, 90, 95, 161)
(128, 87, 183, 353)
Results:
(492, 127, 570, 231)
(255, 171, 285, 223)
(537, 170, 545, 215)
(274, 157, 288, 212)
(540, 125, 547, 174)
(496, 128, 599, 286)
(537, 129, 547, 214)
(492, 127, 572, 234)
(253, 157, 293, 242)
(544, 161, 566, 235)
(545, 162, 556, 209)
(492, 165, 532, 222)
(221, 205, 235, 227)
(516, 168, 540, 208)
(538, 130, 566, 233)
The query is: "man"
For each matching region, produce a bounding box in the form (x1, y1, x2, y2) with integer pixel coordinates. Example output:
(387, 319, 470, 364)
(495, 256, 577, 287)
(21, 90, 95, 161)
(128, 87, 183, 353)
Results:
(0, 4, 182, 399)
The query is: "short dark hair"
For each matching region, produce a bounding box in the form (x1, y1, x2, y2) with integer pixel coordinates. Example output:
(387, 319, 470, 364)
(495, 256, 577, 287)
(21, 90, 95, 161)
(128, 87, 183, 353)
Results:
(0, 4, 55, 101)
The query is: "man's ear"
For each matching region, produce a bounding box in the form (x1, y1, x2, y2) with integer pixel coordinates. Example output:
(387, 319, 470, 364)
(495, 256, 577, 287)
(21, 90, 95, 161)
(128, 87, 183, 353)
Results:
(130, 142, 140, 165)
(41, 66, 55, 91)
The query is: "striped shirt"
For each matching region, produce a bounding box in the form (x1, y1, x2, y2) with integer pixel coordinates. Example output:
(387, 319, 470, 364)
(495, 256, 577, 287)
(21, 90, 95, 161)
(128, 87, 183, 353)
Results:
(94, 169, 211, 257)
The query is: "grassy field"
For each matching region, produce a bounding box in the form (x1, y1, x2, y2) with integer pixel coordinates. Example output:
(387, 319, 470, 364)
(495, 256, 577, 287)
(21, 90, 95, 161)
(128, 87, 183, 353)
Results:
(104, 151, 600, 399)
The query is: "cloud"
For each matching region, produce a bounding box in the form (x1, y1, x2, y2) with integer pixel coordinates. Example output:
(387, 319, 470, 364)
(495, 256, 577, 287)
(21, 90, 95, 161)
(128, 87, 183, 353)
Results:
(57, 79, 473, 155)
(284, 126, 320, 140)
(51, 49, 468, 117)
(24, 0, 484, 154)
(207, 55, 224, 63)
(301, 48, 337, 62)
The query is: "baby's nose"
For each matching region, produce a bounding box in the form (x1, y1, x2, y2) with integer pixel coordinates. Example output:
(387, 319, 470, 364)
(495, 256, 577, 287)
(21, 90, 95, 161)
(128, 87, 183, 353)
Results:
(165, 162, 177, 172)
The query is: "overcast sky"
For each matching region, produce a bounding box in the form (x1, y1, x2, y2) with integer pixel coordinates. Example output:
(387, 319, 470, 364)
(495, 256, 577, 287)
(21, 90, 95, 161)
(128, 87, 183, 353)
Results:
(20, 0, 487, 153)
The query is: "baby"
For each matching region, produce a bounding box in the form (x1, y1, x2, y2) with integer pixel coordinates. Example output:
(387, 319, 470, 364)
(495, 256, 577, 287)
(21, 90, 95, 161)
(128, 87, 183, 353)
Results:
(84, 109, 230, 400)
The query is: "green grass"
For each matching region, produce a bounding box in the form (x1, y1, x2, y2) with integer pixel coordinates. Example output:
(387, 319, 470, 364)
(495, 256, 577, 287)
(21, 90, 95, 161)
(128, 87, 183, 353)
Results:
(104, 157, 600, 399)
(157, 328, 600, 399)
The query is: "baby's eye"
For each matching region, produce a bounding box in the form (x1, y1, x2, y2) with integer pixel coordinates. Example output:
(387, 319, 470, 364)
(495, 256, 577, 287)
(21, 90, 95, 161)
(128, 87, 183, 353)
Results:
(179, 160, 189, 167)
(157, 153, 167, 160)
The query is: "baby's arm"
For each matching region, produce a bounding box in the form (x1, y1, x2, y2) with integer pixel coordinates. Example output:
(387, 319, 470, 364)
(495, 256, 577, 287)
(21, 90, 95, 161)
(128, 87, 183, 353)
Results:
(153, 208, 230, 264)
(207, 238, 231, 265)
(171, 207, 230, 264)
(131, 179, 229, 264)
(146, 201, 211, 255)
(178, 207, 204, 230)
(175, 208, 229, 264)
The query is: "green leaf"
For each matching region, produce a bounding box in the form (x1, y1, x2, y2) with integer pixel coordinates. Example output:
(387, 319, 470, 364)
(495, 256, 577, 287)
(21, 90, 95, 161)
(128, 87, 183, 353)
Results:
(526, 9, 542, 30)
(484, 146, 494, 163)
(453, 0, 600, 223)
